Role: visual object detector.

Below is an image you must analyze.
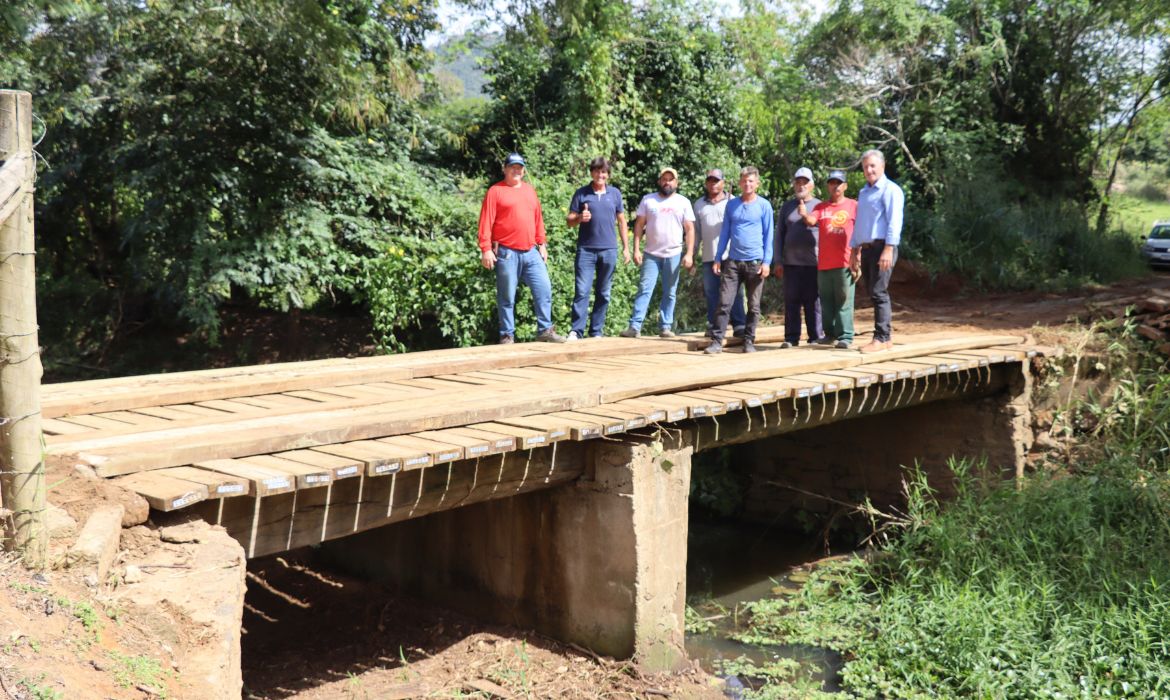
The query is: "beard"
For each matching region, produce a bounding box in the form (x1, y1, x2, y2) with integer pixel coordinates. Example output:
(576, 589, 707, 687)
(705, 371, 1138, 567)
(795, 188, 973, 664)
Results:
(659, 185, 676, 196)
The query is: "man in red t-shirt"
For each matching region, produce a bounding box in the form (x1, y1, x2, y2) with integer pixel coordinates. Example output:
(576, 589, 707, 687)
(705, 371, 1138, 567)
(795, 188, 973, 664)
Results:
(803, 170, 858, 349)
(477, 153, 565, 344)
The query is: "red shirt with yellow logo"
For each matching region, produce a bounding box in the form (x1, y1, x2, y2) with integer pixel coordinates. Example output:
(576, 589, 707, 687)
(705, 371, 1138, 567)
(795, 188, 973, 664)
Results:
(812, 198, 857, 271)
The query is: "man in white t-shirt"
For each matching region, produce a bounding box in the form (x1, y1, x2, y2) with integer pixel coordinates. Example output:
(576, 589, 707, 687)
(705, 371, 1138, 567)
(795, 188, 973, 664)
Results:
(620, 168, 695, 338)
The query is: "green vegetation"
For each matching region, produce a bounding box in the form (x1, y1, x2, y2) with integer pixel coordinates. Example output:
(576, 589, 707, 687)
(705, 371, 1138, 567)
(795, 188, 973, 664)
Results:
(726, 346, 1170, 698)
(109, 651, 172, 698)
(1, 0, 1166, 376)
(16, 675, 63, 700)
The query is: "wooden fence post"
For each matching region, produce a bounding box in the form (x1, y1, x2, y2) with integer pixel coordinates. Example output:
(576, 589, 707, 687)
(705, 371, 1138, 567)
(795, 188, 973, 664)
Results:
(0, 90, 46, 568)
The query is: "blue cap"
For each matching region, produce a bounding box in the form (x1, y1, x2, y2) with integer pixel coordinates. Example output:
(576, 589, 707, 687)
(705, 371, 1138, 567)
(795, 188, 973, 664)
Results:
(504, 152, 526, 167)
(827, 169, 847, 182)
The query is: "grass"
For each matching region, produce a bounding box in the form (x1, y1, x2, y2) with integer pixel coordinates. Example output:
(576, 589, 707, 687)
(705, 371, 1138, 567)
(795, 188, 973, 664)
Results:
(109, 651, 171, 697)
(1112, 193, 1170, 238)
(729, 350, 1170, 698)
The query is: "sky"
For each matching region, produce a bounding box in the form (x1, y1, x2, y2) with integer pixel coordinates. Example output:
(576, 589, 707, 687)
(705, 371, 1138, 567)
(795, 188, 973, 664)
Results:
(428, 0, 830, 47)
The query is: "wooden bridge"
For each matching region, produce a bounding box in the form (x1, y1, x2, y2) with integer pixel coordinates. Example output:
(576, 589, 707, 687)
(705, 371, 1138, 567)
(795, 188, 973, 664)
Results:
(44, 329, 1036, 560)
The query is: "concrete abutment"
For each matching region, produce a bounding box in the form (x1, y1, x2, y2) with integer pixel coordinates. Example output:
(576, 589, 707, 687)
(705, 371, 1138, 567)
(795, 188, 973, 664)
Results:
(319, 435, 694, 671)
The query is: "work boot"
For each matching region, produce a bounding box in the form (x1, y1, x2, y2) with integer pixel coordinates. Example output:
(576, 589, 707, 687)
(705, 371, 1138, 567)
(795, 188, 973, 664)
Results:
(659, 328, 676, 338)
(815, 336, 834, 345)
(834, 340, 851, 349)
(742, 339, 757, 353)
(778, 341, 793, 349)
(499, 335, 514, 345)
(536, 328, 566, 343)
(703, 340, 723, 354)
(619, 326, 640, 338)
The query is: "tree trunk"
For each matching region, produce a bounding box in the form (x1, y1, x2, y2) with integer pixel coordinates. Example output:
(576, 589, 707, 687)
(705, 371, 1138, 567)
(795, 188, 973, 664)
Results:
(0, 90, 46, 568)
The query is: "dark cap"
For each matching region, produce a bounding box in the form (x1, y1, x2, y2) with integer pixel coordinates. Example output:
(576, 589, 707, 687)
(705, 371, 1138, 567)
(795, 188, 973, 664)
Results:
(504, 152, 526, 167)
(827, 169, 847, 182)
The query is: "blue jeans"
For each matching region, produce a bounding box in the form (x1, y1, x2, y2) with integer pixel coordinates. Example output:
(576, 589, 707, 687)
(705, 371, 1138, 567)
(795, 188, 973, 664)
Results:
(495, 245, 553, 338)
(571, 247, 618, 336)
(702, 262, 745, 333)
(629, 252, 682, 332)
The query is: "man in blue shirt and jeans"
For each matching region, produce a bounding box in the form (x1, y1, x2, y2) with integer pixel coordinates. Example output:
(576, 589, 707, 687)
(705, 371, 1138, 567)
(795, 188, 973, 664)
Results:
(849, 149, 905, 353)
(566, 157, 630, 339)
(705, 166, 774, 354)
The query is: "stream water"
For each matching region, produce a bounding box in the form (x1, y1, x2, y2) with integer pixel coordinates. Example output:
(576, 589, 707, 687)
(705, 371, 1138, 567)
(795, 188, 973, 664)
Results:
(686, 516, 846, 695)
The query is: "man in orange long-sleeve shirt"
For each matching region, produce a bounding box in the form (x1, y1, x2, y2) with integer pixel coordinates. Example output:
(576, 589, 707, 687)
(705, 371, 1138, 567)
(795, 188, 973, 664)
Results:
(478, 153, 565, 344)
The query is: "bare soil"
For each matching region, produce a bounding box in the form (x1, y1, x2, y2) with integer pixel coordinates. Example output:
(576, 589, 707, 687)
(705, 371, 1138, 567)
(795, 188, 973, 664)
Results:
(242, 551, 719, 700)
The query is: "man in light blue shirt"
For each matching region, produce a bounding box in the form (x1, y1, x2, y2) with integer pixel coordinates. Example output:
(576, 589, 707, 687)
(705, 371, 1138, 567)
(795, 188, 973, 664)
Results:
(705, 166, 774, 354)
(849, 150, 904, 353)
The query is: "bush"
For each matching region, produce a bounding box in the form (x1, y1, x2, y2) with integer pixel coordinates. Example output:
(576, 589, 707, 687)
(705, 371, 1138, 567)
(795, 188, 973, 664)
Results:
(918, 164, 1146, 289)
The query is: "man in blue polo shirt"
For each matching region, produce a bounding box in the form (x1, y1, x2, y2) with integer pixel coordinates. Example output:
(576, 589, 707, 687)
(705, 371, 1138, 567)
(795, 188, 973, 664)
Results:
(566, 157, 630, 339)
(705, 166, 774, 354)
(849, 149, 904, 353)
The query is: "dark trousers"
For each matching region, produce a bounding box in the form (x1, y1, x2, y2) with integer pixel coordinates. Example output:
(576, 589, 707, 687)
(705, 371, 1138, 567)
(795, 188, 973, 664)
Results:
(860, 240, 898, 342)
(712, 260, 765, 342)
(782, 264, 823, 344)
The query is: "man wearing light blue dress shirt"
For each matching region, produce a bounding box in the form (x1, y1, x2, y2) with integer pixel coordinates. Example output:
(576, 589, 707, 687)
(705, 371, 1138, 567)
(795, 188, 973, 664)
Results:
(849, 150, 904, 354)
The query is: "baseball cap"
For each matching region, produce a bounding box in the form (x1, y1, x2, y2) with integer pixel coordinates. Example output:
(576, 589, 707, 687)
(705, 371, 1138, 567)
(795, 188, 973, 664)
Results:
(827, 169, 847, 182)
(793, 167, 814, 182)
(705, 168, 725, 181)
(504, 152, 526, 167)
(658, 167, 679, 179)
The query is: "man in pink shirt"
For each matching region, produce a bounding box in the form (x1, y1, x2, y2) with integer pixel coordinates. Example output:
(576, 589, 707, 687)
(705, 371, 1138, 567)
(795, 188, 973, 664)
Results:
(477, 153, 565, 344)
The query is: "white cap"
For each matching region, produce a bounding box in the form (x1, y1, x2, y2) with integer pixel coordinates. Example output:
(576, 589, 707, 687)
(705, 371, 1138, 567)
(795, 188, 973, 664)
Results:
(793, 167, 814, 183)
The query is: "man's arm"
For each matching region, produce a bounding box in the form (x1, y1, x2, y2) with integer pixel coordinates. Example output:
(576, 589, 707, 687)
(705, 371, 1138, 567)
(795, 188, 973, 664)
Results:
(478, 188, 497, 269)
(632, 215, 646, 265)
(682, 220, 695, 269)
(715, 202, 733, 268)
(760, 202, 774, 278)
(884, 185, 904, 247)
(618, 213, 630, 264)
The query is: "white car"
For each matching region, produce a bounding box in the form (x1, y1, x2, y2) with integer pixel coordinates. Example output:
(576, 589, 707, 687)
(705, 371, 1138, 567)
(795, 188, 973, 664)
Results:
(1141, 220, 1170, 268)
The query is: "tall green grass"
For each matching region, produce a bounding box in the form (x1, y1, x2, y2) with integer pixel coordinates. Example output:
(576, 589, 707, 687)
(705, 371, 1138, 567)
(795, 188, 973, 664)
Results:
(736, 363, 1170, 698)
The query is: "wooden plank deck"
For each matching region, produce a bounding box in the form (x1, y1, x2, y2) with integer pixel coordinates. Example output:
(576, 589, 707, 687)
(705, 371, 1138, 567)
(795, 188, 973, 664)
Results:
(45, 330, 1040, 533)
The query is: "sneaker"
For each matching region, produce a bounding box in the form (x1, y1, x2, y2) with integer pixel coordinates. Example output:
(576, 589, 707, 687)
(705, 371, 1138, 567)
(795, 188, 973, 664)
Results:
(619, 326, 640, 338)
(536, 328, 567, 343)
(742, 340, 757, 353)
(703, 340, 723, 354)
(499, 335, 514, 345)
(732, 326, 746, 338)
(834, 340, 851, 349)
(815, 336, 834, 346)
(778, 341, 793, 349)
(566, 330, 582, 342)
(659, 328, 676, 338)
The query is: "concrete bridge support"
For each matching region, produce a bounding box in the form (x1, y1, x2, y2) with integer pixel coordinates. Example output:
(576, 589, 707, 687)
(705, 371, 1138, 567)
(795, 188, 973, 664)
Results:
(320, 434, 694, 671)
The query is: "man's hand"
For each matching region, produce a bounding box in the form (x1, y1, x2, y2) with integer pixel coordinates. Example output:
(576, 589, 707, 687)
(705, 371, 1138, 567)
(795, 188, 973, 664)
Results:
(712, 262, 720, 276)
(849, 265, 861, 282)
(538, 244, 548, 262)
(481, 249, 496, 270)
(849, 248, 860, 269)
(633, 249, 643, 266)
(760, 263, 771, 279)
(682, 253, 694, 270)
(622, 247, 631, 265)
(878, 246, 893, 271)
(580, 207, 592, 223)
